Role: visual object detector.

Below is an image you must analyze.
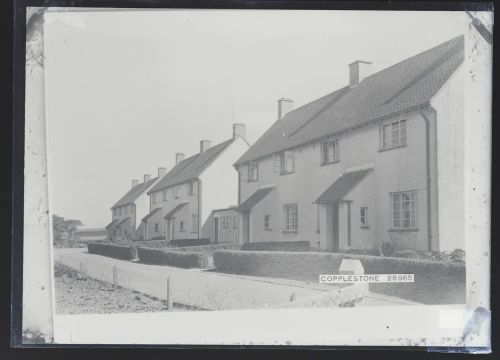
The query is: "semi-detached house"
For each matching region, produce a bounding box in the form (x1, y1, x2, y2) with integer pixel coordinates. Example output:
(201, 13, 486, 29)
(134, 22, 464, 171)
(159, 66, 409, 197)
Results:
(143, 124, 249, 242)
(107, 168, 165, 241)
(234, 35, 465, 252)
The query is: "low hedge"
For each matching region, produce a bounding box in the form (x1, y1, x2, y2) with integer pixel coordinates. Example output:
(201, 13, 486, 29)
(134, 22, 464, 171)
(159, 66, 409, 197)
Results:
(241, 241, 310, 252)
(170, 243, 241, 256)
(137, 247, 209, 268)
(170, 238, 210, 247)
(86, 242, 133, 260)
(213, 250, 465, 305)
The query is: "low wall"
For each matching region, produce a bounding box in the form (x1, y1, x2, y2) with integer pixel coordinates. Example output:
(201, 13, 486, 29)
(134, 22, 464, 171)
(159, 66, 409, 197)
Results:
(213, 250, 465, 304)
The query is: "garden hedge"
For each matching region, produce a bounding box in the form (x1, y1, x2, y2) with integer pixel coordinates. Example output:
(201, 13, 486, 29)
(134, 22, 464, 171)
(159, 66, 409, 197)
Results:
(241, 241, 310, 252)
(86, 242, 133, 260)
(137, 247, 209, 268)
(213, 250, 465, 304)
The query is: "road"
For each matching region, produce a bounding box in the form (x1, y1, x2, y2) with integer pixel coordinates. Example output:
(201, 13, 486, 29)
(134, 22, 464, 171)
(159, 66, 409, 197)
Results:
(54, 248, 417, 310)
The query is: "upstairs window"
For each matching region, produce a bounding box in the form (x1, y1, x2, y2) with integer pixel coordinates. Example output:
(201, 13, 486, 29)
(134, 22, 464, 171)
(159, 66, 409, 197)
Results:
(233, 215, 238, 229)
(175, 186, 181, 199)
(163, 189, 167, 201)
(283, 204, 298, 232)
(248, 161, 259, 182)
(321, 139, 339, 164)
(280, 150, 295, 174)
(152, 192, 158, 204)
(391, 191, 417, 229)
(124, 206, 128, 214)
(382, 120, 407, 150)
(118, 207, 122, 216)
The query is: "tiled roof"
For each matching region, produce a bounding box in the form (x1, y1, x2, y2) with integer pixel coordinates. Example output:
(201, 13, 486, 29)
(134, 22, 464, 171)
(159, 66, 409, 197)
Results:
(315, 169, 371, 204)
(112, 177, 158, 209)
(235, 35, 464, 165)
(164, 202, 188, 219)
(148, 138, 234, 193)
(141, 207, 161, 222)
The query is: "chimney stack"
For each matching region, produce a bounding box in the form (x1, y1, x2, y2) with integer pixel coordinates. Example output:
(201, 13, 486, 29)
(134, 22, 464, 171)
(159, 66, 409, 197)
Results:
(200, 140, 212, 153)
(233, 123, 246, 140)
(131, 179, 139, 188)
(175, 153, 185, 165)
(349, 60, 372, 87)
(278, 98, 294, 120)
(144, 174, 151, 182)
(158, 167, 166, 177)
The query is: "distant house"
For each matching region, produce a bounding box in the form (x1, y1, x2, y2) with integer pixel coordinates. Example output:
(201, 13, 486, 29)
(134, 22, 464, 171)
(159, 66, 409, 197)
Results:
(74, 227, 107, 242)
(107, 169, 166, 241)
(143, 124, 249, 242)
(234, 36, 465, 252)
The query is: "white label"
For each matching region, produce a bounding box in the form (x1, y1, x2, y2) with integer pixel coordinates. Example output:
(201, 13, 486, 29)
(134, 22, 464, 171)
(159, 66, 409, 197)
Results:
(319, 274, 414, 284)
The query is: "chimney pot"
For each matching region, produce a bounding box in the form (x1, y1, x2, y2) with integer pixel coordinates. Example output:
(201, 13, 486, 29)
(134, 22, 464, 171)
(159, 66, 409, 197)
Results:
(158, 167, 166, 177)
(144, 174, 152, 182)
(349, 60, 372, 87)
(175, 153, 185, 165)
(278, 98, 294, 120)
(233, 123, 246, 140)
(131, 179, 139, 188)
(200, 140, 212, 153)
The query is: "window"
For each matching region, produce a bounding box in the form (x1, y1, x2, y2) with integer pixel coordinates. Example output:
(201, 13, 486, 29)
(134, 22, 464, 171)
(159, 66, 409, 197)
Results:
(179, 221, 185, 232)
(222, 216, 228, 229)
(360, 207, 368, 226)
(280, 150, 295, 174)
(175, 186, 181, 198)
(154, 223, 159, 232)
(382, 120, 407, 150)
(163, 189, 167, 201)
(272, 153, 281, 173)
(283, 204, 298, 232)
(192, 215, 198, 232)
(118, 207, 122, 216)
(113, 209, 116, 216)
(153, 192, 158, 204)
(189, 182, 195, 195)
(248, 161, 259, 182)
(391, 191, 417, 229)
(264, 215, 271, 231)
(233, 215, 238, 229)
(124, 206, 128, 214)
(321, 139, 339, 164)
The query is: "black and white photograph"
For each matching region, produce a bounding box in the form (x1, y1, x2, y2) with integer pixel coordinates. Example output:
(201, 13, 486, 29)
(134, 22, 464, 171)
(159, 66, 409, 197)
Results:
(18, 4, 492, 349)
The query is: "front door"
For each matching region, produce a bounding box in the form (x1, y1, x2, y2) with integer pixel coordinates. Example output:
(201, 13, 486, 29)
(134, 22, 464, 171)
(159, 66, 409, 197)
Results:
(332, 203, 340, 252)
(214, 217, 219, 243)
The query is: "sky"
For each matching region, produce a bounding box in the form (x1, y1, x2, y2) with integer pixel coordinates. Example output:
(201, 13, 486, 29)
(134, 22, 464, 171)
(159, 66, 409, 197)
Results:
(43, 9, 473, 228)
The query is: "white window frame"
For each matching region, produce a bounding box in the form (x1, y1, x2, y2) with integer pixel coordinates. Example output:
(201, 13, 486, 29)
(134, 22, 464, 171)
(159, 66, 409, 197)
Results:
(153, 192, 158, 204)
(391, 191, 417, 229)
(280, 150, 295, 174)
(248, 161, 259, 182)
(163, 189, 167, 201)
(283, 204, 298, 232)
(381, 119, 407, 150)
(321, 139, 339, 164)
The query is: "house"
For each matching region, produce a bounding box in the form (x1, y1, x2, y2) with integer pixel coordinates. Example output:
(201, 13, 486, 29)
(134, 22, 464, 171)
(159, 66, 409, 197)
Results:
(234, 35, 465, 252)
(142, 123, 250, 242)
(107, 168, 166, 241)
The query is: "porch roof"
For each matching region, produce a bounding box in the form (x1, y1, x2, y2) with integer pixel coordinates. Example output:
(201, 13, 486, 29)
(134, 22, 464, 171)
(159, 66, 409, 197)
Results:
(105, 219, 119, 229)
(141, 207, 161, 222)
(164, 202, 188, 219)
(117, 217, 131, 226)
(315, 169, 371, 204)
(238, 186, 275, 212)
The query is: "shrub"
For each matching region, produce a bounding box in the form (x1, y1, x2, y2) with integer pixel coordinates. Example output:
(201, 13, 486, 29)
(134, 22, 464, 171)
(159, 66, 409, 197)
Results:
(170, 238, 210, 247)
(379, 241, 396, 257)
(86, 242, 132, 260)
(241, 241, 310, 252)
(213, 250, 465, 304)
(393, 249, 424, 259)
(449, 248, 466, 263)
(340, 247, 380, 256)
(137, 247, 209, 268)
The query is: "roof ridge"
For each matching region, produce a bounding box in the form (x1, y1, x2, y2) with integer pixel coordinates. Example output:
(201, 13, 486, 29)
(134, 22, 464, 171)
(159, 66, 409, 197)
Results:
(361, 35, 464, 83)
